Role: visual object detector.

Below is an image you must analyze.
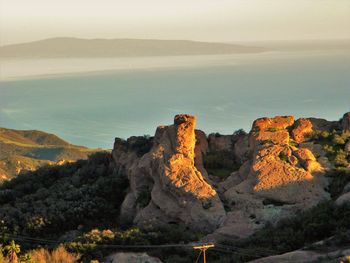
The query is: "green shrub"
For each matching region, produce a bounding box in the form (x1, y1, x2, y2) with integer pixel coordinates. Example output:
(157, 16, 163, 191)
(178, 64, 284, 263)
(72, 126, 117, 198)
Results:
(203, 150, 239, 180)
(278, 152, 289, 162)
(267, 127, 278, 132)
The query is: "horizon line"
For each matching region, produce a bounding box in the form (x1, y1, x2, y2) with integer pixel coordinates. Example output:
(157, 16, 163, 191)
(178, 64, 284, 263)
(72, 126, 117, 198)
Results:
(2, 36, 350, 48)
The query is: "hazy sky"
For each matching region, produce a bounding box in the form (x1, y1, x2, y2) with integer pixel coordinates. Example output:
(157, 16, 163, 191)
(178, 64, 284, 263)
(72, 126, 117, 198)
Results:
(1, 0, 349, 45)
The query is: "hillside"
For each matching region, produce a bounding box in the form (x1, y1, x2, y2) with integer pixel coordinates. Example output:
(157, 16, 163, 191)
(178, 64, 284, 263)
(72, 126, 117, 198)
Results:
(0, 113, 349, 262)
(0, 37, 266, 58)
(0, 127, 101, 181)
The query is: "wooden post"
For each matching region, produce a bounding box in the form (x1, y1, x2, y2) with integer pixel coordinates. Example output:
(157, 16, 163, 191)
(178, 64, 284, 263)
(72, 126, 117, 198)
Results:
(193, 244, 214, 263)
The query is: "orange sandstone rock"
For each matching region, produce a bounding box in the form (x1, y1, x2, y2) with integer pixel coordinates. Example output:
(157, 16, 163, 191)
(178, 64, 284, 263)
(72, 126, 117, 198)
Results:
(291, 118, 313, 143)
(252, 116, 295, 132)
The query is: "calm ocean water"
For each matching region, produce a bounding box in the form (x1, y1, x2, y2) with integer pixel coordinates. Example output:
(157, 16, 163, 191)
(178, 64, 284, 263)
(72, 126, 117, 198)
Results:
(1, 51, 349, 148)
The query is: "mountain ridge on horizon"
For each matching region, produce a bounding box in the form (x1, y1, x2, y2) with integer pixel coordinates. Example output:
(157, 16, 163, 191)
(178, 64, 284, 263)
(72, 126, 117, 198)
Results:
(0, 37, 267, 58)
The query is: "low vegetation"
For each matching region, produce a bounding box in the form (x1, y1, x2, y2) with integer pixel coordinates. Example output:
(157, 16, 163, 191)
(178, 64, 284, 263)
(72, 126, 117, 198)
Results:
(115, 135, 153, 157)
(311, 129, 350, 168)
(0, 127, 99, 181)
(203, 150, 240, 180)
(0, 152, 128, 238)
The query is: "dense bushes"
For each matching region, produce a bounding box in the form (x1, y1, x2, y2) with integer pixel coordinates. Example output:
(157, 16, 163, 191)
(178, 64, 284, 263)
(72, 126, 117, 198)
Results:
(203, 151, 240, 180)
(66, 225, 199, 262)
(312, 130, 350, 168)
(115, 135, 153, 157)
(0, 152, 129, 238)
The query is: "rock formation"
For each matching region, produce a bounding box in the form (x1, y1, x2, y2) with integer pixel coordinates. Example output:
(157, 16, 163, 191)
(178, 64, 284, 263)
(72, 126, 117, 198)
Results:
(112, 113, 347, 239)
(112, 114, 225, 232)
(291, 118, 313, 143)
(207, 116, 330, 239)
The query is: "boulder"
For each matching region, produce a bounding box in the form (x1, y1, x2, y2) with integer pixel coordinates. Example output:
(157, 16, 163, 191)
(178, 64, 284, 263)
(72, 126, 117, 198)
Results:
(336, 192, 350, 206)
(252, 116, 295, 131)
(249, 116, 294, 149)
(291, 118, 313, 143)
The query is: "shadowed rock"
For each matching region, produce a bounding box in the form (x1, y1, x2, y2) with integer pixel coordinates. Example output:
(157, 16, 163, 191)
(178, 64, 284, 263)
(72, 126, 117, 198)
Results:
(342, 112, 350, 131)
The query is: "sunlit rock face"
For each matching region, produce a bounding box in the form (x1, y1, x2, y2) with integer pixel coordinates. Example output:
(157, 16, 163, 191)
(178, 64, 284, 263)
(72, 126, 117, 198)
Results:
(250, 117, 327, 204)
(112, 114, 341, 240)
(291, 118, 313, 143)
(112, 114, 225, 232)
(215, 116, 330, 239)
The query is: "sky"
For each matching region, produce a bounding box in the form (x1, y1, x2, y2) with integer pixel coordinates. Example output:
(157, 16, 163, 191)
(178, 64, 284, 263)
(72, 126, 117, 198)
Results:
(0, 0, 350, 45)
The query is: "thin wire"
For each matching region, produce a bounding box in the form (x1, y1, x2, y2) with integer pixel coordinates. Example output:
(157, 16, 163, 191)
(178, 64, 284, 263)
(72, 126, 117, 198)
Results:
(194, 250, 202, 263)
(2, 233, 197, 249)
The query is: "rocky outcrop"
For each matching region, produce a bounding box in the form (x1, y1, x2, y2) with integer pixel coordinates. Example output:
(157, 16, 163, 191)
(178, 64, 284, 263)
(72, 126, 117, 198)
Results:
(342, 112, 350, 131)
(248, 116, 327, 204)
(291, 118, 313, 143)
(112, 113, 345, 240)
(112, 114, 225, 232)
(211, 116, 330, 239)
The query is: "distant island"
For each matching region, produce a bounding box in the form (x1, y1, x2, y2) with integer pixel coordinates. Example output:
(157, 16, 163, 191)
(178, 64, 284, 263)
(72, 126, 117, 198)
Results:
(0, 37, 266, 58)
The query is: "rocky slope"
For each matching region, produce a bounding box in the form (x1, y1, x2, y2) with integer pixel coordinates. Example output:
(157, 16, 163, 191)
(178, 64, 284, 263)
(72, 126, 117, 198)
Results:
(0, 127, 100, 181)
(112, 113, 350, 240)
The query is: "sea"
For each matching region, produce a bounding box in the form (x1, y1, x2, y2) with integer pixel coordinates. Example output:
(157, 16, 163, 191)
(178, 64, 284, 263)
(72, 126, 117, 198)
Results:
(1, 50, 349, 148)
